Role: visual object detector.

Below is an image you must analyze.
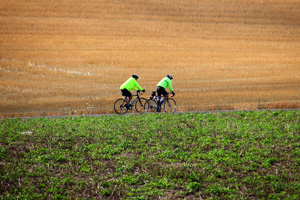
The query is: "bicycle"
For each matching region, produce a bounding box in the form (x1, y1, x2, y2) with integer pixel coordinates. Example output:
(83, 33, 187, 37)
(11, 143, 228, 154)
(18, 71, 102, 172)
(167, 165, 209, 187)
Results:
(144, 91, 177, 113)
(114, 90, 147, 115)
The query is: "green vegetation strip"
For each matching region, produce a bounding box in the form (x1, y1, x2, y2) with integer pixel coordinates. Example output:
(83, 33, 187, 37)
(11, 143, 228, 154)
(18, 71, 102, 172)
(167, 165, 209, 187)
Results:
(1, 111, 300, 199)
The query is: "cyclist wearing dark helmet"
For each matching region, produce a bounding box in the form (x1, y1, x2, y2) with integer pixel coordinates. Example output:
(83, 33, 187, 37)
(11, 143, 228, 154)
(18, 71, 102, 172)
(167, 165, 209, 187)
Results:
(156, 75, 175, 111)
(120, 74, 145, 109)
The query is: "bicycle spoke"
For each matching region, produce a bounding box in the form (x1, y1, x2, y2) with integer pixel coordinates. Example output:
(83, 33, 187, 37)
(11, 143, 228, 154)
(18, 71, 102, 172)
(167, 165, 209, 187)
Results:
(163, 98, 177, 113)
(144, 99, 157, 113)
(114, 99, 128, 114)
(135, 98, 147, 113)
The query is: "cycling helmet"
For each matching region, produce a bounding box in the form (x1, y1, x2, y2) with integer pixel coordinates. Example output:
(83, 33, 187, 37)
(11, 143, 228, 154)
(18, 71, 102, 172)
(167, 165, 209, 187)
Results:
(167, 74, 173, 80)
(132, 74, 139, 79)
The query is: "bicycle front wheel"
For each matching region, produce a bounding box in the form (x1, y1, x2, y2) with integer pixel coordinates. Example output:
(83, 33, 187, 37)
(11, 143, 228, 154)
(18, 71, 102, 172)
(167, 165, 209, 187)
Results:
(163, 98, 177, 113)
(114, 98, 128, 114)
(135, 97, 147, 113)
(144, 99, 157, 113)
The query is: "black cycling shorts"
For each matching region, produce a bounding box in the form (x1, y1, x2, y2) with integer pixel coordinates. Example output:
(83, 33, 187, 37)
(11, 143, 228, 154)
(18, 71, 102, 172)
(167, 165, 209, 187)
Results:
(121, 89, 132, 97)
(157, 86, 168, 96)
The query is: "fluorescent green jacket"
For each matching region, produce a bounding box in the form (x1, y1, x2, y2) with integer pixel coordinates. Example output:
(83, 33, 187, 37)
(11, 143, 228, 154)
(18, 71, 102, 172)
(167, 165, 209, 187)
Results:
(157, 77, 173, 92)
(120, 77, 143, 91)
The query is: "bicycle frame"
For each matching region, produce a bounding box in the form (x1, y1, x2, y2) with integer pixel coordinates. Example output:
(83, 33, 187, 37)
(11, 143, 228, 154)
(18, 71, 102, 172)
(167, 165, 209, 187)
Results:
(124, 91, 144, 105)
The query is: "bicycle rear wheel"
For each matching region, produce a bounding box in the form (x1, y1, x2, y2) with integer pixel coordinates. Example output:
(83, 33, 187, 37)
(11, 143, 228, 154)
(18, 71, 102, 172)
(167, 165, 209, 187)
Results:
(114, 98, 128, 114)
(144, 99, 157, 113)
(135, 97, 147, 113)
(163, 98, 177, 113)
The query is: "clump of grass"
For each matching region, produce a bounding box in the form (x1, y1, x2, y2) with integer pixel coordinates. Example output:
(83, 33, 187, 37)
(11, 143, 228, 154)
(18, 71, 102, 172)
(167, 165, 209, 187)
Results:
(86, 103, 94, 115)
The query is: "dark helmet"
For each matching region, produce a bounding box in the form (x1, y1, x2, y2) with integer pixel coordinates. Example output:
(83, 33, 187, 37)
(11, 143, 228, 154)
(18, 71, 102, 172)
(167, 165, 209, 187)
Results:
(132, 74, 139, 79)
(167, 74, 173, 80)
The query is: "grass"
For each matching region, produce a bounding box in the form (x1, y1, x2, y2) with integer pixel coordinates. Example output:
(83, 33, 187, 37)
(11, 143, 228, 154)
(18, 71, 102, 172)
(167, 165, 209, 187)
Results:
(1, 110, 300, 199)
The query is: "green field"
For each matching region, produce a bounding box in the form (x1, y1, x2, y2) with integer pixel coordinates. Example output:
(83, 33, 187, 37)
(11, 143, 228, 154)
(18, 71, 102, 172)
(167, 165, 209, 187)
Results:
(1, 111, 300, 199)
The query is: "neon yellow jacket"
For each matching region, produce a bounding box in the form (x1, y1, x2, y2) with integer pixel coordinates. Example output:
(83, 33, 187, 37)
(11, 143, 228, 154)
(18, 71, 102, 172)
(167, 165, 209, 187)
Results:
(157, 77, 173, 92)
(120, 77, 143, 91)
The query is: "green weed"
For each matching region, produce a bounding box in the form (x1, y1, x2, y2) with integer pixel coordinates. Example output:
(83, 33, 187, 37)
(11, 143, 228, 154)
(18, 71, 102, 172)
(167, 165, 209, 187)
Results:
(0, 111, 300, 199)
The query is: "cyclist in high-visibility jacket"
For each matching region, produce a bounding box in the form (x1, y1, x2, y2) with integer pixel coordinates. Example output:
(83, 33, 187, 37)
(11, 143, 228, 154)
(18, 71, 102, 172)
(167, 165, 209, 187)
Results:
(120, 74, 145, 109)
(156, 75, 175, 111)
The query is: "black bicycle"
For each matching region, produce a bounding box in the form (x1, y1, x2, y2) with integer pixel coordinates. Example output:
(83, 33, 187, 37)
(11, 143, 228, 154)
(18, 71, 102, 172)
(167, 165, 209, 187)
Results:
(144, 91, 177, 113)
(114, 90, 147, 115)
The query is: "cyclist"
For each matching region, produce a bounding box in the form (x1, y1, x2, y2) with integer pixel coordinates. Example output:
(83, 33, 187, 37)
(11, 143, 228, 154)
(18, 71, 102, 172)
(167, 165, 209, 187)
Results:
(156, 74, 175, 111)
(120, 74, 145, 109)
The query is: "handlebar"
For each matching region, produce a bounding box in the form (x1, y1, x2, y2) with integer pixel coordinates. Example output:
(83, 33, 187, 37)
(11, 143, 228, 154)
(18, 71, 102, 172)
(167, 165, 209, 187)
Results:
(168, 92, 175, 97)
(134, 90, 145, 96)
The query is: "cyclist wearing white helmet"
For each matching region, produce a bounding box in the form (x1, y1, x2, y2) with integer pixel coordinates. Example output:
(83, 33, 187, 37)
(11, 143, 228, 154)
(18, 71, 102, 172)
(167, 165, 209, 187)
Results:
(156, 75, 175, 111)
(120, 74, 145, 109)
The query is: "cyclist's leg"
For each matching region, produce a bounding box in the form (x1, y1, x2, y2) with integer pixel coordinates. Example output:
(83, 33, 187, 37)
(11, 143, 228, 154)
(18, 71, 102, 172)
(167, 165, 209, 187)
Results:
(159, 94, 168, 108)
(127, 96, 132, 105)
(156, 87, 162, 111)
(156, 87, 161, 102)
(164, 94, 169, 100)
(157, 87, 167, 100)
(121, 89, 132, 106)
(157, 87, 168, 111)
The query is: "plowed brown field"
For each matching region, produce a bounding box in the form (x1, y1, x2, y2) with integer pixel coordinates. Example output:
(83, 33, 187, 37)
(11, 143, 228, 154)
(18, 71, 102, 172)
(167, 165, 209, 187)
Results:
(1, 0, 300, 117)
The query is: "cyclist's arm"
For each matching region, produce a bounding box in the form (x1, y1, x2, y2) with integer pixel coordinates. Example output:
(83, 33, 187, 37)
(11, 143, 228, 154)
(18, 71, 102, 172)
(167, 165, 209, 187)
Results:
(167, 79, 173, 92)
(134, 79, 143, 91)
